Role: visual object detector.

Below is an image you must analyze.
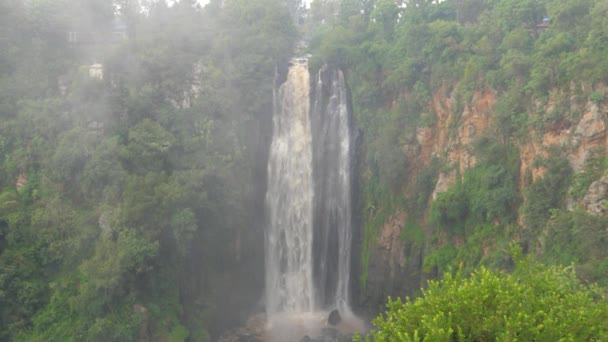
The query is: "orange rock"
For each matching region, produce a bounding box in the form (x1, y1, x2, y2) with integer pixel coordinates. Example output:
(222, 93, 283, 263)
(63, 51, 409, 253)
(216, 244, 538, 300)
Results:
(15, 174, 27, 192)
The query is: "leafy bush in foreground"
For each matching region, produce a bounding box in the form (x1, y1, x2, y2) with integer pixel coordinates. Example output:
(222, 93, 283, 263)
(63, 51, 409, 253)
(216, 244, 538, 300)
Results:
(357, 247, 608, 341)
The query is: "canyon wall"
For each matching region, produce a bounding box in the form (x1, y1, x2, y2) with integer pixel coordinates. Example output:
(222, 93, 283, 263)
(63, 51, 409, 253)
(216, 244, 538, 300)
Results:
(357, 83, 608, 314)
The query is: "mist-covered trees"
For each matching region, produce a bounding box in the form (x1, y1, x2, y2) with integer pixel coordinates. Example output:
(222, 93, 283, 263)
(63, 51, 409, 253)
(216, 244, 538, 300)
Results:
(0, 0, 297, 340)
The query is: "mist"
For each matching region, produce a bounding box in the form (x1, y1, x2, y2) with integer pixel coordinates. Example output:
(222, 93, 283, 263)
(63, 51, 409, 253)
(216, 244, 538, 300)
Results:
(1, 0, 361, 340)
(2, 0, 608, 341)
(0, 0, 298, 340)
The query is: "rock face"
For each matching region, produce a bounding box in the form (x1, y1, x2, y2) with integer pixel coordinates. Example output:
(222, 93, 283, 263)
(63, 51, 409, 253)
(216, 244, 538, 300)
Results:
(570, 102, 608, 171)
(432, 171, 457, 201)
(358, 87, 497, 314)
(583, 175, 608, 216)
(359, 212, 424, 314)
(328, 309, 341, 326)
(357, 83, 608, 315)
(519, 91, 608, 186)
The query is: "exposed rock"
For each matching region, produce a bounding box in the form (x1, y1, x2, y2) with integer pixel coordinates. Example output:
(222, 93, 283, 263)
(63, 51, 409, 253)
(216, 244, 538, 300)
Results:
(450, 89, 494, 173)
(377, 212, 406, 268)
(432, 171, 456, 200)
(582, 175, 608, 216)
(575, 103, 606, 143)
(416, 127, 433, 146)
(244, 314, 267, 337)
(98, 211, 113, 231)
(218, 313, 267, 342)
(570, 102, 607, 171)
(15, 174, 27, 192)
(519, 94, 607, 213)
(321, 327, 338, 338)
(328, 309, 341, 326)
(361, 211, 423, 314)
(415, 125, 436, 168)
(360, 82, 608, 317)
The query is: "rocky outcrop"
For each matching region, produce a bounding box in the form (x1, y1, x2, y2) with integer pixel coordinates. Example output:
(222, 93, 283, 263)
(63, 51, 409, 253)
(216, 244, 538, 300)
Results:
(422, 87, 495, 183)
(360, 212, 424, 314)
(327, 310, 341, 326)
(571, 101, 608, 171)
(15, 174, 27, 192)
(359, 87, 497, 313)
(582, 175, 608, 216)
(218, 314, 266, 342)
(432, 171, 457, 200)
(520, 89, 608, 187)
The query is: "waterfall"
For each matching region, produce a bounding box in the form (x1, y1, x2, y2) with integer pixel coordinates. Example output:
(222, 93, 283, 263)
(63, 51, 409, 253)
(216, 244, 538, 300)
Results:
(265, 58, 354, 321)
(311, 66, 353, 315)
(265, 58, 315, 315)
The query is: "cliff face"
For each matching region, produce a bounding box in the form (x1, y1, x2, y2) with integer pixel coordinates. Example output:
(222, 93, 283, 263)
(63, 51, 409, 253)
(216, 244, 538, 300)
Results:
(358, 84, 608, 314)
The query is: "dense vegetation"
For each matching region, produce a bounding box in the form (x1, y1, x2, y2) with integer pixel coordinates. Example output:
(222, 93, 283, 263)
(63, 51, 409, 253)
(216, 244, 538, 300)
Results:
(1, 0, 607, 340)
(0, 0, 296, 340)
(357, 246, 608, 341)
(308, 0, 608, 295)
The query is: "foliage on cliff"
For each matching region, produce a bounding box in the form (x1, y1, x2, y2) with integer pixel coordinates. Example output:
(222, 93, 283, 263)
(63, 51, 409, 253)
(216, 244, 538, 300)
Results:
(309, 0, 608, 302)
(0, 0, 297, 340)
(357, 246, 608, 341)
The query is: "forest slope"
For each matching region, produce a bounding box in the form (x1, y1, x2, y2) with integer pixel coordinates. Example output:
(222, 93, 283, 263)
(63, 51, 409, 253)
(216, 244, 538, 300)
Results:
(308, 0, 608, 314)
(0, 0, 296, 340)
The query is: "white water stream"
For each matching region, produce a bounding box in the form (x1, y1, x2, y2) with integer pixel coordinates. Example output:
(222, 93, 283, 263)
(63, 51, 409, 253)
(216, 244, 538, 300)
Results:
(265, 59, 315, 315)
(265, 59, 360, 342)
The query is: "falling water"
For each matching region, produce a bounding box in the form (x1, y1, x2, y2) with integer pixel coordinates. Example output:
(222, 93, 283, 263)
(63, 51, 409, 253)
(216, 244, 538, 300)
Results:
(265, 58, 315, 316)
(265, 57, 355, 325)
(311, 65, 353, 315)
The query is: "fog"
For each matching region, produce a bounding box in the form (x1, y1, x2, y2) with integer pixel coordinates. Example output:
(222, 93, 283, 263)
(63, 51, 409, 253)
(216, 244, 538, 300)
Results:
(0, 0, 364, 341)
(5, 0, 608, 340)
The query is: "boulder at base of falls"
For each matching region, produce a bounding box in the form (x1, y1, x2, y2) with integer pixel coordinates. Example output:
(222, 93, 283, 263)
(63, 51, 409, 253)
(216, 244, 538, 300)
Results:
(321, 327, 338, 338)
(328, 309, 341, 326)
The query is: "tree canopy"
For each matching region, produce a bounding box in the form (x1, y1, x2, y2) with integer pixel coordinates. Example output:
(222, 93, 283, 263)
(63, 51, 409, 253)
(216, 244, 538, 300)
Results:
(358, 247, 608, 341)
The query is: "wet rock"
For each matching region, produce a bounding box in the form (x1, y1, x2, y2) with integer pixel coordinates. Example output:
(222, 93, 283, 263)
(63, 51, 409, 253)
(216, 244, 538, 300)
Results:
(238, 334, 261, 342)
(321, 327, 338, 338)
(217, 313, 266, 342)
(328, 309, 341, 326)
(300, 336, 312, 342)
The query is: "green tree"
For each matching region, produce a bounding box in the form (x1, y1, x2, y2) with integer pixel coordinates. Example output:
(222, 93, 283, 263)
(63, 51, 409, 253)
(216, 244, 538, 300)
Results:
(358, 247, 608, 341)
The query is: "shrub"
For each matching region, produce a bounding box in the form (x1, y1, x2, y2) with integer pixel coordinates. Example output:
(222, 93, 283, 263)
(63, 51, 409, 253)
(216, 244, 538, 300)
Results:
(356, 246, 608, 341)
(590, 90, 605, 104)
